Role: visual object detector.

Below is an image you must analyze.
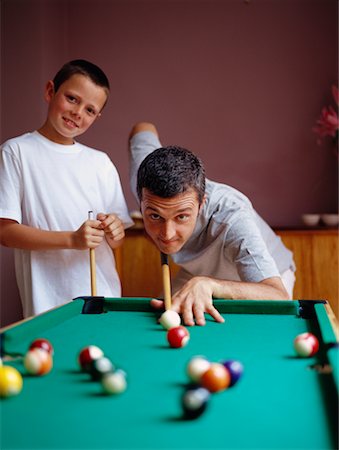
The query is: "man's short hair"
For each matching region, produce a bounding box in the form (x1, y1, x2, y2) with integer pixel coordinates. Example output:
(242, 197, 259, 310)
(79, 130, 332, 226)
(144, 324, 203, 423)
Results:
(137, 146, 206, 204)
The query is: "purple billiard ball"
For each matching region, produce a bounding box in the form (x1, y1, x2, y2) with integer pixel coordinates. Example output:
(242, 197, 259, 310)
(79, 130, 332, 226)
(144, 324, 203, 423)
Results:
(221, 359, 243, 386)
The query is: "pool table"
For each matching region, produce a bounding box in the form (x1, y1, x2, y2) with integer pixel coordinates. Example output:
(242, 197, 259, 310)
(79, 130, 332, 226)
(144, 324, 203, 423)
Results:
(1, 298, 338, 450)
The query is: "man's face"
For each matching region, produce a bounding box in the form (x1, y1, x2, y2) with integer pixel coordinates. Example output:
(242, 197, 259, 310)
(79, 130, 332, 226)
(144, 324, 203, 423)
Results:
(140, 188, 202, 255)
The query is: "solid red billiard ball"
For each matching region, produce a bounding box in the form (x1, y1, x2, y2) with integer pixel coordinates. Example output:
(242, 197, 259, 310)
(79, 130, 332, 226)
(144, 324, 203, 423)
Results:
(24, 348, 53, 376)
(221, 359, 244, 386)
(78, 345, 104, 372)
(167, 326, 190, 348)
(201, 363, 231, 393)
(294, 332, 319, 357)
(29, 338, 54, 356)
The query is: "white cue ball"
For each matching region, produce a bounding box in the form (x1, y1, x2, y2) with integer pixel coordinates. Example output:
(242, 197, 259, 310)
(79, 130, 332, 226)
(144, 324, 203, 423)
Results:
(159, 310, 181, 330)
(101, 370, 127, 395)
(186, 356, 211, 383)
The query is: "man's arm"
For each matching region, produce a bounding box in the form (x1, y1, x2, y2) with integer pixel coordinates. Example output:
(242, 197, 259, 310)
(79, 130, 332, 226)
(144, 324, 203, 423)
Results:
(129, 122, 158, 139)
(151, 275, 290, 327)
(129, 122, 161, 202)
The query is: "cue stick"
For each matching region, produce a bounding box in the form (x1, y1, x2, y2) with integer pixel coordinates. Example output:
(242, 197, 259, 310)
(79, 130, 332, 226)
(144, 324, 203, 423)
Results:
(160, 252, 172, 310)
(88, 211, 97, 296)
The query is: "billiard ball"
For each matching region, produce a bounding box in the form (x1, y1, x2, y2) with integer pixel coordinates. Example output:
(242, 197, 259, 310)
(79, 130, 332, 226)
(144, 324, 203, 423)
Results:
(101, 369, 127, 395)
(78, 345, 104, 372)
(200, 363, 231, 393)
(29, 338, 54, 356)
(24, 348, 53, 376)
(220, 359, 244, 386)
(181, 385, 210, 419)
(294, 332, 319, 357)
(167, 326, 190, 348)
(89, 356, 114, 381)
(159, 310, 181, 330)
(0, 365, 23, 398)
(186, 356, 211, 383)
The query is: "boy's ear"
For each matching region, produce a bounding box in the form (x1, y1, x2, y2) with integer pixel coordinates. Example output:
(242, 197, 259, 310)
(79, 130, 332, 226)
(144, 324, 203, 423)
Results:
(44, 80, 55, 102)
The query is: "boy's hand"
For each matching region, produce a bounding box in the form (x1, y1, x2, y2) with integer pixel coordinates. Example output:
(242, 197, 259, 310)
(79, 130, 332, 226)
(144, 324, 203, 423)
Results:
(73, 219, 104, 249)
(97, 213, 125, 246)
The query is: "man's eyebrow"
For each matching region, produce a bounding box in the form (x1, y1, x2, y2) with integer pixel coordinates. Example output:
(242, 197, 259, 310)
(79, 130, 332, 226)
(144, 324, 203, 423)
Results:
(144, 206, 194, 213)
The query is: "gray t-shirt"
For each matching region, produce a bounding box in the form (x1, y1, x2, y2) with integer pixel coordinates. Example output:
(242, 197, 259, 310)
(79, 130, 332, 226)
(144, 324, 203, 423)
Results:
(130, 131, 295, 292)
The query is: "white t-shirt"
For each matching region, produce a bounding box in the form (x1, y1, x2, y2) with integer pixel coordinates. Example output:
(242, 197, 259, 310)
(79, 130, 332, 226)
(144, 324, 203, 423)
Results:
(1, 131, 133, 317)
(130, 131, 295, 292)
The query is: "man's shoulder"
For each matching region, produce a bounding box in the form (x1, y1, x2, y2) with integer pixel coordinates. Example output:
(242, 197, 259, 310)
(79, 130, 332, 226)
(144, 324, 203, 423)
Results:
(205, 179, 252, 212)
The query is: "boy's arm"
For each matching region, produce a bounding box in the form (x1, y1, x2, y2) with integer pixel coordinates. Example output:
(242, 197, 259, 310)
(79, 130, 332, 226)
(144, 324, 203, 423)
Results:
(96, 213, 125, 250)
(0, 218, 104, 251)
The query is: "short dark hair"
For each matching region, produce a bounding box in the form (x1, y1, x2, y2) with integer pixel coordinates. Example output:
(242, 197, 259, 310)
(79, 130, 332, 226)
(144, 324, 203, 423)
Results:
(53, 59, 110, 95)
(137, 146, 206, 204)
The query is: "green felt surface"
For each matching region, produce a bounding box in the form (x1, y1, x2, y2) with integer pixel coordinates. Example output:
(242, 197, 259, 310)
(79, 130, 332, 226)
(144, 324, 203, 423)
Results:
(0, 299, 338, 450)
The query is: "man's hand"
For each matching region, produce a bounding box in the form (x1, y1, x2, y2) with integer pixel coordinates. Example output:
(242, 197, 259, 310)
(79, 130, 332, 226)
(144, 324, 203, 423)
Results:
(151, 276, 225, 327)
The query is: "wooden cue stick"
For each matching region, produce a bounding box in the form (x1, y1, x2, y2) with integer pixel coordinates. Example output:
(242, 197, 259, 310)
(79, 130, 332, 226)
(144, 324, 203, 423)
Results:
(88, 211, 97, 296)
(160, 252, 172, 310)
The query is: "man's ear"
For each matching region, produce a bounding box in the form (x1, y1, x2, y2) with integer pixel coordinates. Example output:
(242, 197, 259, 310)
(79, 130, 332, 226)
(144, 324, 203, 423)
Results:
(199, 194, 207, 212)
(44, 80, 55, 103)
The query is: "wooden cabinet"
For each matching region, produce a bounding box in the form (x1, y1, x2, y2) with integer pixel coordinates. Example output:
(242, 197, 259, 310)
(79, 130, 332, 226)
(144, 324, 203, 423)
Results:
(114, 230, 180, 298)
(115, 228, 338, 318)
(276, 229, 338, 317)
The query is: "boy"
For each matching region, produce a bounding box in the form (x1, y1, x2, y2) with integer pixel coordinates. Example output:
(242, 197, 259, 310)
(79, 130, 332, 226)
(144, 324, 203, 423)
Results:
(129, 122, 296, 326)
(0, 60, 133, 317)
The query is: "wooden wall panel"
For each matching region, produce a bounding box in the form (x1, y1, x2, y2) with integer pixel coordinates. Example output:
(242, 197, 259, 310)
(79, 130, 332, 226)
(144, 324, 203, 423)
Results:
(116, 229, 338, 318)
(277, 230, 338, 317)
(115, 231, 180, 298)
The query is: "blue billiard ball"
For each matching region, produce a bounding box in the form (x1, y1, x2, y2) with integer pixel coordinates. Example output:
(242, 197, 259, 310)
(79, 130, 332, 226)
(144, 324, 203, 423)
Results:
(221, 359, 243, 386)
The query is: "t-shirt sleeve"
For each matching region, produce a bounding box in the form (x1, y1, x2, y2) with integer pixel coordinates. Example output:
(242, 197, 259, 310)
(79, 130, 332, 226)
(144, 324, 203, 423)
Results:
(225, 210, 281, 282)
(104, 157, 134, 229)
(129, 131, 162, 201)
(0, 142, 23, 223)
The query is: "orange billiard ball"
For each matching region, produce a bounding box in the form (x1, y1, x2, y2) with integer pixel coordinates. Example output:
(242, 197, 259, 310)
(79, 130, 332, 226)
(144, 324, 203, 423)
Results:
(24, 348, 53, 376)
(200, 363, 231, 393)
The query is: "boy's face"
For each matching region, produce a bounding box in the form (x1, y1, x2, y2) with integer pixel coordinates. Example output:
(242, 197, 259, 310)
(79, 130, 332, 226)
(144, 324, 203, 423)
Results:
(42, 74, 107, 145)
(140, 188, 202, 255)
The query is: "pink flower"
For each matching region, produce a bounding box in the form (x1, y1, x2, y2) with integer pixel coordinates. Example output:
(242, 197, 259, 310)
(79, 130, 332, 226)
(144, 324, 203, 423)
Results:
(313, 85, 339, 145)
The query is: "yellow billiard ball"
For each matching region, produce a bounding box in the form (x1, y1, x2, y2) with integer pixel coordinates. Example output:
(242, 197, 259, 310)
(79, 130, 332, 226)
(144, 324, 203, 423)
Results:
(0, 365, 23, 398)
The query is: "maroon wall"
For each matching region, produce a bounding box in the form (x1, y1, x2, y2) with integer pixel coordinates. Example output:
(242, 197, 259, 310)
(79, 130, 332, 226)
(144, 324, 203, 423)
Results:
(1, 0, 338, 326)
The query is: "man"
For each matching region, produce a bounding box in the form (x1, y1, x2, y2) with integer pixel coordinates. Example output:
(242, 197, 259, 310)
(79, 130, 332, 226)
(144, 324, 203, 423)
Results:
(129, 122, 295, 326)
